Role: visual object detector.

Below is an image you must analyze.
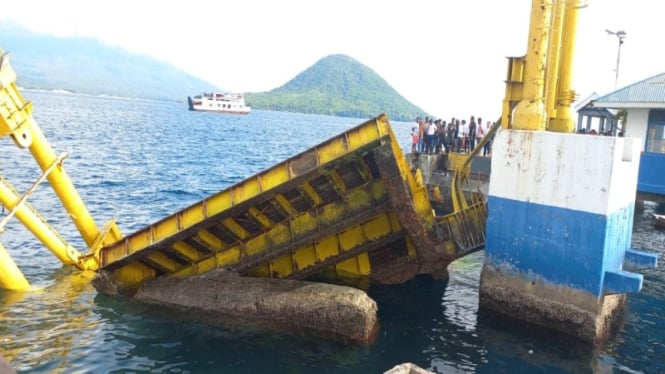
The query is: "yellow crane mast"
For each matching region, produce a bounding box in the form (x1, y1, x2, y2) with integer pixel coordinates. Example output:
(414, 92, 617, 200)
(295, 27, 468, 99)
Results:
(0, 51, 123, 290)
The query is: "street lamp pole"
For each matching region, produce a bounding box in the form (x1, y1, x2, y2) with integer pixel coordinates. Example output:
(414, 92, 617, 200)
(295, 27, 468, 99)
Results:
(606, 29, 626, 89)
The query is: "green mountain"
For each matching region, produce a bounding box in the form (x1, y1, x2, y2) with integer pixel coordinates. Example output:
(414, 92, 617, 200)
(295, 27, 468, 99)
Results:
(245, 54, 427, 121)
(0, 22, 221, 101)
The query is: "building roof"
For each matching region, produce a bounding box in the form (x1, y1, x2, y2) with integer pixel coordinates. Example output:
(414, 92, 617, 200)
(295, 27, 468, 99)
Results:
(574, 91, 599, 112)
(593, 72, 665, 109)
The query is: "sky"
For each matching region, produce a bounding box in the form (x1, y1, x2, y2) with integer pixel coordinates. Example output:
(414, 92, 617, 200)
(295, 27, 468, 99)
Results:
(1, 0, 663, 122)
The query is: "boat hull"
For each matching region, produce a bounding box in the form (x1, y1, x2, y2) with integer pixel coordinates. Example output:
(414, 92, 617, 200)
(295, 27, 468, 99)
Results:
(187, 95, 251, 115)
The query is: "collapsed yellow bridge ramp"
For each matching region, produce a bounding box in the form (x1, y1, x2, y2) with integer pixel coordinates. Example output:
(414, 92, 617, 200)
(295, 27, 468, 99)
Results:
(96, 114, 485, 293)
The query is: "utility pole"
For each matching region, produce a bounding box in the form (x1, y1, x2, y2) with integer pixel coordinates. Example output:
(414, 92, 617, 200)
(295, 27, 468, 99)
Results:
(606, 29, 626, 89)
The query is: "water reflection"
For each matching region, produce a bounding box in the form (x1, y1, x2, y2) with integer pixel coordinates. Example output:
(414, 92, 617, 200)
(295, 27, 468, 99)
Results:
(1, 268, 97, 372)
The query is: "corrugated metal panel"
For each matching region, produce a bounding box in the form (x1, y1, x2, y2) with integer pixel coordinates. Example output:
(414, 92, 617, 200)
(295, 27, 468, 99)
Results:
(595, 72, 665, 104)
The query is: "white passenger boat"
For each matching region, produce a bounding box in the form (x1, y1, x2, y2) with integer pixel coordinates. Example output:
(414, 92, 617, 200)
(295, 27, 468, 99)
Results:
(187, 92, 251, 114)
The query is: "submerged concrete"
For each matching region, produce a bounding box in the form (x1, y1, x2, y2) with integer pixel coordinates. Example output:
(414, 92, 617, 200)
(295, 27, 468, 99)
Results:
(479, 265, 626, 343)
(384, 362, 434, 374)
(131, 270, 378, 345)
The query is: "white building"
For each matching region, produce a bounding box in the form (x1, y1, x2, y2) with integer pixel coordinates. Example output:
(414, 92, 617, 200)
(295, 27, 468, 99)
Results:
(591, 72, 665, 202)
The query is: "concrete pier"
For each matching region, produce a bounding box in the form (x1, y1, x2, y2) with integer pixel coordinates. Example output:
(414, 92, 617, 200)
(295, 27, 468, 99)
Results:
(129, 270, 379, 345)
(480, 130, 658, 343)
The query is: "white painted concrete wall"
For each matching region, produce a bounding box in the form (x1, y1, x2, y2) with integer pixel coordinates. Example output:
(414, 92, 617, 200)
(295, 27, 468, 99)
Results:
(489, 130, 641, 216)
(624, 108, 649, 151)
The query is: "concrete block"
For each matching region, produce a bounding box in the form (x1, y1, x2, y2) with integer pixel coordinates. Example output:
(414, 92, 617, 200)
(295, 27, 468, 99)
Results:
(603, 269, 643, 294)
(131, 269, 378, 345)
(623, 248, 659, 270)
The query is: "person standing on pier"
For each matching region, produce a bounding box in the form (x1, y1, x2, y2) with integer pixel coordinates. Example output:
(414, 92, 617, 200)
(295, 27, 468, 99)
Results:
(447, 119, 456, 154)
(425, 117, 437, 154)
(411, 126, 419, 154)
(438, 120, 448, 153)
(468, 116, 477, 152)
(453, 119, 461, 152)
(418, 117, 426, 153)
(482, 121, 493, 156)
(459, 119, 468, 152)
(476, 117, 485, 153)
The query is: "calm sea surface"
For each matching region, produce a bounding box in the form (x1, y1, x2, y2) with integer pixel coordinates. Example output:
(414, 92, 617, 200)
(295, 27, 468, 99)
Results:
(1, 91, 663, 373)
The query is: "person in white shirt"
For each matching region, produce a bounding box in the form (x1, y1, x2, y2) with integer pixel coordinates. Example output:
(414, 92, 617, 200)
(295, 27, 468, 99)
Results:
(476, 118, 485, 141)
(459, 119, 468, 152)
(425, 118, 437, 154)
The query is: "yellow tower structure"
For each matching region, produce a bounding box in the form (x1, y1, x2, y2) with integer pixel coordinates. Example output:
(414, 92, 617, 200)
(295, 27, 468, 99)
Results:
(544, 0, 565, 120)
(549, 0, 581, 132)
(511, 0, 552, 131)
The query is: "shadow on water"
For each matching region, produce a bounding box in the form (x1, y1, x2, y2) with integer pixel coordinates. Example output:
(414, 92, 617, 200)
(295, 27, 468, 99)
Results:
(474, 307, 617, 374)
(367, 252, 647, 374)
(656, 202, 665, 215)
(368, 273, 489, 373)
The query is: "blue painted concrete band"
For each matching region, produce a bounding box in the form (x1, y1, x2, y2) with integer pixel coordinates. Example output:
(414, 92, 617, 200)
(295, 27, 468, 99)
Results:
(603, 270, 643, 294)
(638, 153, 665, 196)
(624, 248, 659, 270)
(486, 196, 640, 297)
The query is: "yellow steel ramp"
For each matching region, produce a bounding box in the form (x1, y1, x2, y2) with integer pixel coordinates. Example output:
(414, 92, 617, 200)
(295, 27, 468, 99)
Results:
(97, 114, 483, 293)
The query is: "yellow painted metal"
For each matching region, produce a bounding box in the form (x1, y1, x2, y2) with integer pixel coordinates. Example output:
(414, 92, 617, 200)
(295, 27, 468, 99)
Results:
(0, 152, 67, 232)
(0, 150, 84, 289)
(544, 0, 565, 120)
(335, 253, 371, 277)
(172, 241, 205, 262)
(448, 153, 471, 212)
(97, 114, 449, 291)
(170, 184, 391, 280)
(501, 57, 526, 129)
(298, 183, 321, 206)
(110, 263, 157, 292)
(0, 176, 80, 266)
(0, 242, 30, 291)
(252, 212, 395, 279)
(549, 0, 582, 133)
(449, 121, 502, 212)
(512, 0, 551, 131)
(103, 119, 389, 267)
(436, 198, 488, 255)
(0, 50, 122, 274)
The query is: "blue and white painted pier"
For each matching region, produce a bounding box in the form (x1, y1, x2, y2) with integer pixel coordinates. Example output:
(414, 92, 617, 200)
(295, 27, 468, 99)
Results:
(476, 0, 658, 343)
(480, 130, 658, 342)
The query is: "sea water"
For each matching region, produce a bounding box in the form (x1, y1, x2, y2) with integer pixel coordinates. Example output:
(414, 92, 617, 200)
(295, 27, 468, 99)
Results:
(0, 91, 663, 373)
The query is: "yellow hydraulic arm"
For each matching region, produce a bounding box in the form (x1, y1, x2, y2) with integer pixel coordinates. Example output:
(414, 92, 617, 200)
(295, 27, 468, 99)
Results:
(0, 50, 122, 289)
(449, 120, 502, 212)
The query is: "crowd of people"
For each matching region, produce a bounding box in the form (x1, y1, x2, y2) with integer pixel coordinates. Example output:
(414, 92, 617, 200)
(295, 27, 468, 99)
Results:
(409, 115, 624, 158)
(410, 116, 494, 156)
(578, 128, 621, 136)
